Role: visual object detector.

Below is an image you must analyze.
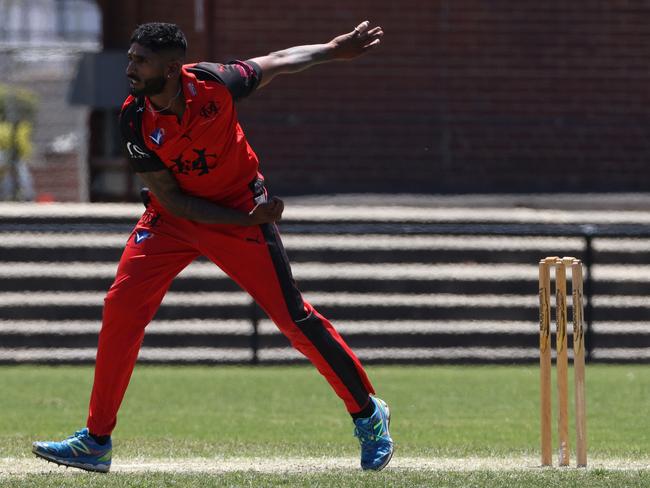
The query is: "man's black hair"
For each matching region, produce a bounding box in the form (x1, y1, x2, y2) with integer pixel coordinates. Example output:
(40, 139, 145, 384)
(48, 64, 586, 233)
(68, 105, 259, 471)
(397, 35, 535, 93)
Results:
(130, 23, 187, 54)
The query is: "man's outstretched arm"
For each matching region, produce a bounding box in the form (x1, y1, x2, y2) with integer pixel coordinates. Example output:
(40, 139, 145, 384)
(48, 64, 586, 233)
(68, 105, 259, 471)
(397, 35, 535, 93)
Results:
(249, 20, 383, 89)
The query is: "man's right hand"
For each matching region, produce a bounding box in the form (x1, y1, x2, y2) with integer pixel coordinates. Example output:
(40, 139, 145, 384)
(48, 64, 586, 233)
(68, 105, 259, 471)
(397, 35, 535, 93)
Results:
(248, 197, 284, 225)
(328, 21, 383, 61)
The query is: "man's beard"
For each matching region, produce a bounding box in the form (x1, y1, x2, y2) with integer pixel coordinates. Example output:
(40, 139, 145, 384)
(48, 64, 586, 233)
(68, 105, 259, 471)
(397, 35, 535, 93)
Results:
(128, 75, 167, 97)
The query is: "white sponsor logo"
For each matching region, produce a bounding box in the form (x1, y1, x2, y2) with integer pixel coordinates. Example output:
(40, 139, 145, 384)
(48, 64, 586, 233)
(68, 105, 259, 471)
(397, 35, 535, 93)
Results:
(126, 142, 150, 159)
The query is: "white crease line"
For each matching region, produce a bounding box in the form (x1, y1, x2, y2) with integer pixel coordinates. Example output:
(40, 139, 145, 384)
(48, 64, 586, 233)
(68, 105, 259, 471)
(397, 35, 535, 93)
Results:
(1, 456, 648, 475)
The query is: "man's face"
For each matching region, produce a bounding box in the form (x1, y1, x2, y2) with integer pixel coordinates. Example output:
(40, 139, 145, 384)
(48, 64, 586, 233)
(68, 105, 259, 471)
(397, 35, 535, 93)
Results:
(126, 43, 167, 96)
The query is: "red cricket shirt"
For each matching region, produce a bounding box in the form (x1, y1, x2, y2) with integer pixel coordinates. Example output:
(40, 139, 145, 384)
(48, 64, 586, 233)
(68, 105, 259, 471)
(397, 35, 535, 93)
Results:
(119, 60, 263, 207)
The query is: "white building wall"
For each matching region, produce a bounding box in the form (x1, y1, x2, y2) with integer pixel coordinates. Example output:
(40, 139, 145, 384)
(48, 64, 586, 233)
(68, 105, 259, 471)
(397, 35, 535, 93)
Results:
(0, 0, 101, 201)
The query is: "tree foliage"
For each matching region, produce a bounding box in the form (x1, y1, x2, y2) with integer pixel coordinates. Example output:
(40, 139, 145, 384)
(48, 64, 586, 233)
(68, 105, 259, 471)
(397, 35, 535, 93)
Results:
(0, 84, 37, 159)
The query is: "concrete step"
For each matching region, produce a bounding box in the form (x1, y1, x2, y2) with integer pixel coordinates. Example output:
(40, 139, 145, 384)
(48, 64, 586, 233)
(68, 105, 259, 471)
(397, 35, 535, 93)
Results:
(3, 318, 642, 335)
(1, 318, 647, 364)
(4, 328, 648, 350)
(4, 202, 650, 224)
(4, 231, 650, 269)
(1, 290, 650, 321)
(1, 345, 647, 365)
(2, 202, 650, 364)
(3, 261, 650, 295)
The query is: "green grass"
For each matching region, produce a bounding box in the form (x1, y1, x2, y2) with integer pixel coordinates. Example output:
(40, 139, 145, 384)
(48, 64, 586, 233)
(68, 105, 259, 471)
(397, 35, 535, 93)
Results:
(1, 364, 649, 486)
(2, 470, 650, 488)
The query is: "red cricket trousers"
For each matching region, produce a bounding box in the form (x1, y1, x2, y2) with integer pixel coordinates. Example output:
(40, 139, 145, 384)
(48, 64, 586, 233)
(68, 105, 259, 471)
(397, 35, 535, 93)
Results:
(86, 187, 374, 435)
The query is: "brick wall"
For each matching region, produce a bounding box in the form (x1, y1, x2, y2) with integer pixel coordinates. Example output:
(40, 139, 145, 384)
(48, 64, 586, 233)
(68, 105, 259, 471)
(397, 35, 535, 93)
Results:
(31, 153, 82, 202)
(100, 1, 650, 194)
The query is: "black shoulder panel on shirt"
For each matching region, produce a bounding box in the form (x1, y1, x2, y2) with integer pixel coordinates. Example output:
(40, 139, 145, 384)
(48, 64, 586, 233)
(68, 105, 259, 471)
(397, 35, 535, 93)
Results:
(188, 60, 261, 101)
(119, 97, 167, 173)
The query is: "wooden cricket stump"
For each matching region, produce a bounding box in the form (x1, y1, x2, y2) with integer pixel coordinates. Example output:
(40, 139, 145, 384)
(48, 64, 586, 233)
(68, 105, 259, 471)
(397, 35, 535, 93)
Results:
(538, 256, 587, 468)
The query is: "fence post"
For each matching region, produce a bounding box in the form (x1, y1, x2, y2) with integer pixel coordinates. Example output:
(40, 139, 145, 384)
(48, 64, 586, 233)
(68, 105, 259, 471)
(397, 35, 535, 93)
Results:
(249, 300, 259, 365)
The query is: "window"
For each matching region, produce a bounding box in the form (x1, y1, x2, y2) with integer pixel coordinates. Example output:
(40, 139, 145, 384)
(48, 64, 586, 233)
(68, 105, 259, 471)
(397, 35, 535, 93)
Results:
(0, 0, 100, 44)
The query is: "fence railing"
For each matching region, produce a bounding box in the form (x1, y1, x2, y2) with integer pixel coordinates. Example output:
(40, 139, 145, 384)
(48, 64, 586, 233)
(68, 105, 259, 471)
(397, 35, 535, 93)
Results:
(287, 220, 650, 358)
(1, 203, 649, 364)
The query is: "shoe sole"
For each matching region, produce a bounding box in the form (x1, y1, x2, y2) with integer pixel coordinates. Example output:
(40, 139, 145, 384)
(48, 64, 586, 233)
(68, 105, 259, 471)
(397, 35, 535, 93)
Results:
(363, 399, 394, 472)
(32, 447, 110, 473)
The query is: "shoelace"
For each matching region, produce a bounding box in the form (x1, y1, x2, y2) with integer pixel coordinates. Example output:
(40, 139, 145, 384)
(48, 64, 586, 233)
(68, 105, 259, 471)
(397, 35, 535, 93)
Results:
(354, 426, 375, 443)
(354, 418, 384, 444)
(63, 429, 89, 444)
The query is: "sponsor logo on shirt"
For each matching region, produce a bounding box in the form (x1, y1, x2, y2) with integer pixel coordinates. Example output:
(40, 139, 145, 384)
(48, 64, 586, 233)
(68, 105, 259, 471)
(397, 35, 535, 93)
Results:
(170, 148, 217, 176)
(149, 128, 165, 146)
(126, 142, 149, 159)
(133, 229, 153, 244)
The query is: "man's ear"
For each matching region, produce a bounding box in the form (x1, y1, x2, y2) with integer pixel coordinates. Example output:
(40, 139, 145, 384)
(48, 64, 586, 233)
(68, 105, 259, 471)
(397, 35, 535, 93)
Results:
(166, 59, 183, 79)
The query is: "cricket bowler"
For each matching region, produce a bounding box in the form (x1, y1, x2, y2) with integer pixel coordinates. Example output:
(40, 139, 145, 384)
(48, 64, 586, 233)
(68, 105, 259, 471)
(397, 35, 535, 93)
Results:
(32, 21, 393, 472)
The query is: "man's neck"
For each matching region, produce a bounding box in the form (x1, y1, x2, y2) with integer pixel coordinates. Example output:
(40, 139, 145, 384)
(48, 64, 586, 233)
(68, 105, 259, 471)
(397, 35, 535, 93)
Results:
(148, 78, 184, 118)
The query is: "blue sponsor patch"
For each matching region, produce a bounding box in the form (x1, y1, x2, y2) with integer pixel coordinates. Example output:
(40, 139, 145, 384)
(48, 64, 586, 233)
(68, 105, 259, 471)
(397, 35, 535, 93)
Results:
(134, 229, 153, 244)
(149, 127, 165, 146)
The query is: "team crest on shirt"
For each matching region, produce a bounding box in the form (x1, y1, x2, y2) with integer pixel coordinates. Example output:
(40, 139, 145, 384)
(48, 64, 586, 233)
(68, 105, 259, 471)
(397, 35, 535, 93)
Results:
(170, 148, 218, 176)
(149, 128, 165, 146)
(199, 101, 220, 119)
(187, 82, 197, 97)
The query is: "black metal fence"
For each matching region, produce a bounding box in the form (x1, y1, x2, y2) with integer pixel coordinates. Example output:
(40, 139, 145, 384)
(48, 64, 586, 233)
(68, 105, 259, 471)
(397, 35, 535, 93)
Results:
(1, 204, 649, 364)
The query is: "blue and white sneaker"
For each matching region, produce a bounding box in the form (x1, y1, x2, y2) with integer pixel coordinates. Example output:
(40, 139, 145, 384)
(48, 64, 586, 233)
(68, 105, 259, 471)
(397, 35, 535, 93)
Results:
(32, 428, 112, 473)
(353, 396, 394, 471)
